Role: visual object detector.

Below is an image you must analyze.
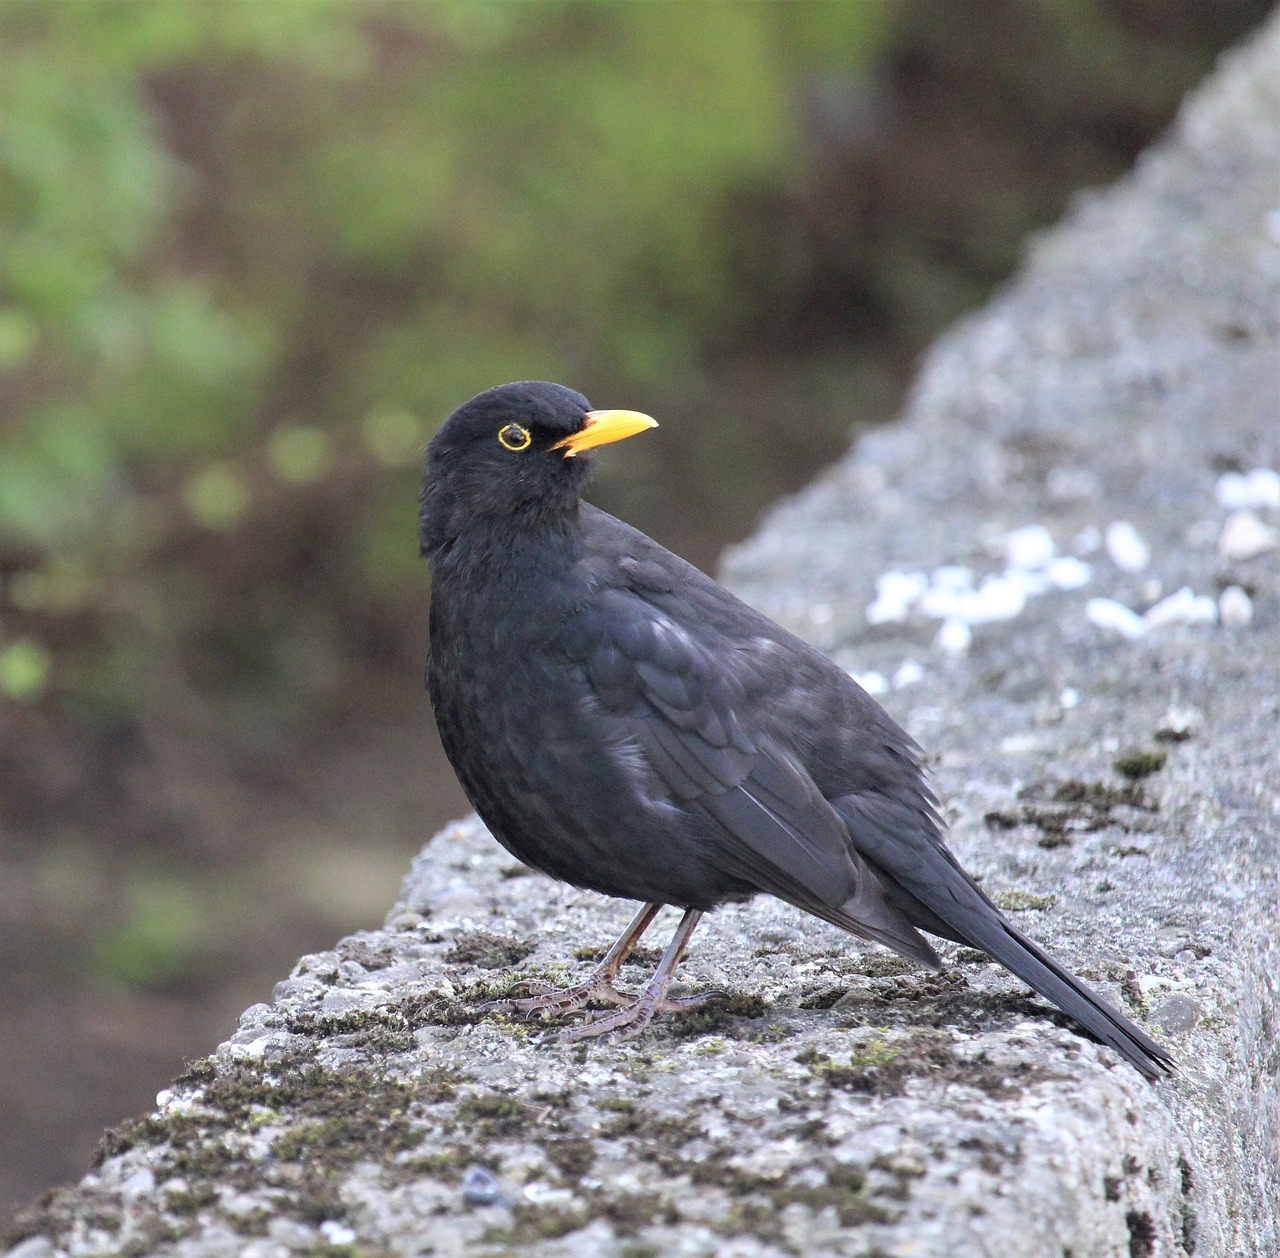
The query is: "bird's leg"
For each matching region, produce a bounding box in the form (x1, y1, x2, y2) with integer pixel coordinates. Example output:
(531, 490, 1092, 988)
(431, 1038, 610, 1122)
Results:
(554, 907, 708, 1042)
(476, 902, 663, 1017)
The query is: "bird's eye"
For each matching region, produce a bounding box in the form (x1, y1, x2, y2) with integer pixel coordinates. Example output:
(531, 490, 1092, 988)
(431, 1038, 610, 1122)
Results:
(497, 424, 532, 452)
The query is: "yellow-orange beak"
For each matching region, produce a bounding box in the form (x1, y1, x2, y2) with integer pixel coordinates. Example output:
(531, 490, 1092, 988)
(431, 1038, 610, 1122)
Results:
(551, 409, 658, 458)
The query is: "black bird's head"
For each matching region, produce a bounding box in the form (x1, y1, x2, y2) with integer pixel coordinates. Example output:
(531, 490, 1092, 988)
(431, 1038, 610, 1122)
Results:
(419, 381, 656, 554)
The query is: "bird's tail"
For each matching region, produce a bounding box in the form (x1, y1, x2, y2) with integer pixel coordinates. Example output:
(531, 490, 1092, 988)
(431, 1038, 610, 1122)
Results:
(810, 888, 945, 973)
(955, 908, 1173, 1080)
(836, 795, 1173, 1079)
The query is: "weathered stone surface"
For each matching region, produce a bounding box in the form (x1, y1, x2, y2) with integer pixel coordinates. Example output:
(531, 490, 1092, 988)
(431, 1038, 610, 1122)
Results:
(6, 13, 1279, 1258)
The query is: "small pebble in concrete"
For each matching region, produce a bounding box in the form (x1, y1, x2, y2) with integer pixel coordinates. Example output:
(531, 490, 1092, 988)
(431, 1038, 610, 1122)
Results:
(893, 660, 925, 688)
(319, 1221, 358, 1246)
(932, 564, 975, 591)
(1215, 467, 1280, 511)
(920, 576, 1026, 624)
(1143, 586, 1218, 630)
(865, 569, 928, 623)
(1046, 465, 1099, 502)
(1086, 597, 1147, 640)
(1149, 993, 1204, 1035)
(866, 526, 1094, 649)
(6, 1238, 56, 1258)
(850, 669, 889, 695)
(1218, 584, 1253, 627)
(1047, 556, 1092, 589)
(1219, 509, 1278, 561)
(462, 1165, 507, 1207)
(1001, 523, 1057, 569)
(1105, 520, 1152, 572)
(935, 617, 972, 654)
(120, 1167, 156, 1198)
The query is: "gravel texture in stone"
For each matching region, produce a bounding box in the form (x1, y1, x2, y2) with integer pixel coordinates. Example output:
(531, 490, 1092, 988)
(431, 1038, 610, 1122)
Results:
(6, 13, 1279, 1258)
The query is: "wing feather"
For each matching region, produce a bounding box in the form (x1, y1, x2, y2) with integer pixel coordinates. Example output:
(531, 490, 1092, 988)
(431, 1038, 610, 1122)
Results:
(575, 584, 937, 964)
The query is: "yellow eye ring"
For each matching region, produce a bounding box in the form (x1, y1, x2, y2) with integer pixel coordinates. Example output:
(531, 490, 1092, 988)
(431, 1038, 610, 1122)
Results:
(497, 424, 532, 452)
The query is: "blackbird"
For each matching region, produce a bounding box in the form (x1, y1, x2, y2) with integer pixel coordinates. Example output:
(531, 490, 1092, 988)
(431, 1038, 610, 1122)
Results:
(420, 381, 1172, 1079)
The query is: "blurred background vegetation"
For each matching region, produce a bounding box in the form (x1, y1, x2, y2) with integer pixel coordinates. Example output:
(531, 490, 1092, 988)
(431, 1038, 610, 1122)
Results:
(0, 0, 1270, 1220)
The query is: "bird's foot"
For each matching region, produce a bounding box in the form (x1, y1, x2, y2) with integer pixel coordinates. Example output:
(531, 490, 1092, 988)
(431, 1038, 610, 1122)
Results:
(550, 987, 726, 1044)
(476, 974, 632, 1019)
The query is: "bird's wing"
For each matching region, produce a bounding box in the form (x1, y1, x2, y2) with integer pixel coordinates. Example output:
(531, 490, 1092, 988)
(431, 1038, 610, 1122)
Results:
(566, 586, 938, 966)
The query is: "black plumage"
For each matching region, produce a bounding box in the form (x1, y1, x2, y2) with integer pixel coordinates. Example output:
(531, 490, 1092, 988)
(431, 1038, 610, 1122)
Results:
(420, 381, 1172, 1079)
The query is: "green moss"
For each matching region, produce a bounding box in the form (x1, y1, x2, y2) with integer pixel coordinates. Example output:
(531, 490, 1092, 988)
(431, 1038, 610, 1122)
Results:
(988, 777, 1158, 839)
(272, 1111, 423, 1164)
(75, 1056, 484, 1244)
(855, 953, 919, 978)
(688, 1159, 773, 1196)
(1053, 778, 1155, 810)
(1037, 832, 1073, 849)
(393, 1148, 482, 1184)
(286, 999, 454, 1045)
(799, 985, 846, 1010)
(573, 943, 662, 968)
(708, 1161, 890, 1241)
(454, 1091, 528, 1138)
(598, 1192, 677, 1235)
(445, 931, 536, 969)
(336, 938, 399, 970)
(530, 1088, 573, 1110)
(545, 1137, 597, 1180)
(799, 1031, 1055, 1099)
(118, 1220, 184, 1256)
(669, 991, 769, 1038)
(772, 1171, 891, 1227)
(165, 1185, 219, 1216)
(484, 1203, 592, 1244)
(1113, 749, 1167, 780)
(598, 1097, 638, 1114)
(229, 1207, 272, 1237)
(992, 890, 1058, 913)
(601, 1106, 698, 1152)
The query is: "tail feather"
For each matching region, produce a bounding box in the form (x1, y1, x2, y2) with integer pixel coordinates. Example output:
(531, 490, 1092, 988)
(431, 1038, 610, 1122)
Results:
(835, 807, 1173, 1079)
(966, 912, 1173, 1080)
(872, 852, 1174, 1079)
(812, 893, 944, 972)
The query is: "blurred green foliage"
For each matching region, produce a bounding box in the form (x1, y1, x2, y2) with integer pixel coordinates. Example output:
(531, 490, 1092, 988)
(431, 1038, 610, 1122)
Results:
(0, 0, 893, 720)
(0, 0, 1268, 738)
(88, 870, 212, 990)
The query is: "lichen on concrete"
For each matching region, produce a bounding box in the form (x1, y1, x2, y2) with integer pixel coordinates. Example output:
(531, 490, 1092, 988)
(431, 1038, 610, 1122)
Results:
(6, 12, 1279, 1258)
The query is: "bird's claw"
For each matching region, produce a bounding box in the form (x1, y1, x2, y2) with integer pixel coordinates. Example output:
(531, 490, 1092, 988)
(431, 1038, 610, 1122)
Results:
(655, 988, 727, 1011)
(543, 987, 728, 1044)
(476, 976, 633, 1018)
(549, 1001, 658, 1044)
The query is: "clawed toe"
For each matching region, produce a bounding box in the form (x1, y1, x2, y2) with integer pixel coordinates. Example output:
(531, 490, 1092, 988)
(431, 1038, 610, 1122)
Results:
(550, 1000, 658, 1044)
(476, 977, 632, 1018)
(546, 988, 727, 1043)
(470, 905, 711, 1042)
(475, 977, 555, 1012)
(656, 988, 727, 1012)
